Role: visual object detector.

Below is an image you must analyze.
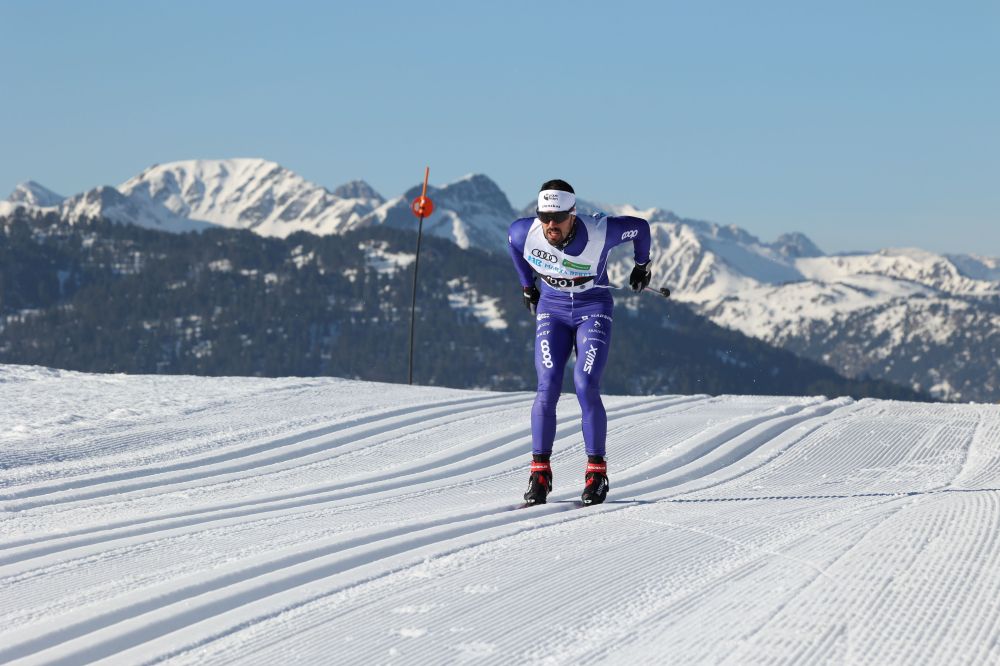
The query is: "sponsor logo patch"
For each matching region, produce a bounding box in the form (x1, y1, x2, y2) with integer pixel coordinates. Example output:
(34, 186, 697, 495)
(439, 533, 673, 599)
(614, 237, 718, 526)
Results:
(540, 339, 554, 369)
(532, 248, 557, 263)
(562, 259, 591, 270)
(621, 230, 639, 240)
(583, 344, 599, 374)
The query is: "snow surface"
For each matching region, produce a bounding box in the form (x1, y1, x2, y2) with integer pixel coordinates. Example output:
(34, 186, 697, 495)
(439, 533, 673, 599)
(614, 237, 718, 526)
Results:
(2, 365, 1000, 664)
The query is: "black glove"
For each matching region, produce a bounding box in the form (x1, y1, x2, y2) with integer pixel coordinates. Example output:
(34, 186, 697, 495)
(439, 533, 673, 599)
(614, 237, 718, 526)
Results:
(629, 262, 651, 292)
(522, 285, 540, 314)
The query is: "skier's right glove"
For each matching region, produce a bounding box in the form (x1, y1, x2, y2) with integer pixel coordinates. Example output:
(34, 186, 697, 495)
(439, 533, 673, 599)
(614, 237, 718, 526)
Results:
(522, 285, 540, 315)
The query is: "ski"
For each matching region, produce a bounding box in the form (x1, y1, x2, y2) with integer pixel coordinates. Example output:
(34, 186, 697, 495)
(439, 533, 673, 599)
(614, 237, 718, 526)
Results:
(514, 499, 597, 510)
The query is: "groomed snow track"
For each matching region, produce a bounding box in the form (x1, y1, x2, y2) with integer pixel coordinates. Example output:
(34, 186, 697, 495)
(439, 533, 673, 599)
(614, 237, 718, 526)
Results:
(2, 366, 999, 664)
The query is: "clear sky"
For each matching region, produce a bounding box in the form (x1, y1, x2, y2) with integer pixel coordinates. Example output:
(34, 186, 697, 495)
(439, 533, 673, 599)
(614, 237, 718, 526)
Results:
(1, 0, 997, 256)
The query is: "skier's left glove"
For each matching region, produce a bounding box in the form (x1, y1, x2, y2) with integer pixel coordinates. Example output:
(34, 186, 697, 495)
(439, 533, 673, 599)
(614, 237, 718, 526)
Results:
(522, 285, 540, 314)
(629, 261, 651, 292)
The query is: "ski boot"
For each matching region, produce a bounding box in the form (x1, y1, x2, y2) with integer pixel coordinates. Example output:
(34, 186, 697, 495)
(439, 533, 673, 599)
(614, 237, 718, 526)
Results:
(581, 457, 609, 505)
(523, 457, 553, 505)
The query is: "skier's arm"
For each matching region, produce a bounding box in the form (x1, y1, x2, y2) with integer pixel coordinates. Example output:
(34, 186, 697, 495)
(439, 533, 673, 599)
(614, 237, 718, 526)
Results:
(507, 219, 536, 288)
(607, 215, 652, 265)
(608, 216, 652, 291)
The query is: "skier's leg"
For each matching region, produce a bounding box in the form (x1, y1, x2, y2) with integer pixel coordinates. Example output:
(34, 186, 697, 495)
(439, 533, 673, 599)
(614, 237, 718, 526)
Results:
(531, 312, 573, 456)
(573, 313, 613, 457)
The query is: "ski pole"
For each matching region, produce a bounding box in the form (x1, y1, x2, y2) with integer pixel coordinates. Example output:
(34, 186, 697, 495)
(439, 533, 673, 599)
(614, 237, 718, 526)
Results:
(595, 284, 671, 298)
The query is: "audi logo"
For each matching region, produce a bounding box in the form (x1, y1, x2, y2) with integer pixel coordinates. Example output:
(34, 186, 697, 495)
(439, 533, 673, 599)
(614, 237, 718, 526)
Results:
(532, 249, 557, 263)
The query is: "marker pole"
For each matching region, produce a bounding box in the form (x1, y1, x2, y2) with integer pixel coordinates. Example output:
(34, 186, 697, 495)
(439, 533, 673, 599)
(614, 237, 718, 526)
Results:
(408, 167, 433, 385)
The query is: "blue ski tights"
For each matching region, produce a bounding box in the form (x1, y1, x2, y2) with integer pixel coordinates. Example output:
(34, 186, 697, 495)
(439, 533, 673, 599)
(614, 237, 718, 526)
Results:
(532, 296, 613, 457)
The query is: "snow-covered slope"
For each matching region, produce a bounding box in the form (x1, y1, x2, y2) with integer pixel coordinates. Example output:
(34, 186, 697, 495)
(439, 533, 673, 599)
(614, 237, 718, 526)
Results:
(5, 165, 997, 399)
(364, 173, 515, 250)
(1, 182, 62, 219)
(575, 205, 1000, 401)
(2, 162, 512, 246)
(2, 160, 384, 237)
(118, 159, 384, 237)
(59, 185, 215, 233)
(7, 181, 65, 208)
(2, 365, 999, 664)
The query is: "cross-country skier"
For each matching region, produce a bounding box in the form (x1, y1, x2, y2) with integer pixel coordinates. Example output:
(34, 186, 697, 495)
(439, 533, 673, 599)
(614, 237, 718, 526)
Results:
(508, 179, 652, 505)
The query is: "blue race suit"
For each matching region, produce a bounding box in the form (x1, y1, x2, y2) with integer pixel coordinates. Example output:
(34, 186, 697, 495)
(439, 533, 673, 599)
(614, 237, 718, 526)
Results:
(508, 213, 651, 456)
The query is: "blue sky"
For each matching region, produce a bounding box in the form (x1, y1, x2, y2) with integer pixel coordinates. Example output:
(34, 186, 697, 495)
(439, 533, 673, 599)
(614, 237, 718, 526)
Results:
(1, 0, 997, 255)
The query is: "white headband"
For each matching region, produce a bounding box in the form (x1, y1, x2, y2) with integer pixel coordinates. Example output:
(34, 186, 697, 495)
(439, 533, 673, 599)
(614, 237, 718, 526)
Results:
(537, 189, 576, 213)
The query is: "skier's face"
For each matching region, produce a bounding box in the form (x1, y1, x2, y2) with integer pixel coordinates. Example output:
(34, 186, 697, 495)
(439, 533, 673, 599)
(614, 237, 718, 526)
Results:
(541, 213, 574, 245)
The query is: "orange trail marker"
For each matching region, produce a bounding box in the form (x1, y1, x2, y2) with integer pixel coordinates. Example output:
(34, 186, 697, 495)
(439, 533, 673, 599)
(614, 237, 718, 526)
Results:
(410, 167, 434, 218)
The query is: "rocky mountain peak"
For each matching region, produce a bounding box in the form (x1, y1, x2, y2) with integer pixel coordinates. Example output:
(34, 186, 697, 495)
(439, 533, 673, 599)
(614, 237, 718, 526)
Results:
(8, 181, 65, 207)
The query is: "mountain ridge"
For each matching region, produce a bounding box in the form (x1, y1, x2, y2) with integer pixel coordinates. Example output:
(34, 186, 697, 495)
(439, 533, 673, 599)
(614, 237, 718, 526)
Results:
(4, 159, 998, 401)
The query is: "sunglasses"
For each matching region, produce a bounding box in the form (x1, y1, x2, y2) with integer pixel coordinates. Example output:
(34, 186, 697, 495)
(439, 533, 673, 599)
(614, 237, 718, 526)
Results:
(537, 210, 573, 224)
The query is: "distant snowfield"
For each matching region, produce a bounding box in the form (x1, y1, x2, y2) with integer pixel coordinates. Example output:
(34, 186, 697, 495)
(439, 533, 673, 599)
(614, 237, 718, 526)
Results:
(2, 365, 999, 665)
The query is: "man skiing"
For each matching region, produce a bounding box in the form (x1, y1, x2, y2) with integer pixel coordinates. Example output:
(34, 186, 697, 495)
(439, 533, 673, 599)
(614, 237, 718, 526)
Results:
(508, 179, 652, 505)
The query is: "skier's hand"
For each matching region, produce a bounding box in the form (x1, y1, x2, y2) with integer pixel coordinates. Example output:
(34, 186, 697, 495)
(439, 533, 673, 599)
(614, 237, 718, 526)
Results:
(629, 262, 651, 292)
(522, 285, 540, 314)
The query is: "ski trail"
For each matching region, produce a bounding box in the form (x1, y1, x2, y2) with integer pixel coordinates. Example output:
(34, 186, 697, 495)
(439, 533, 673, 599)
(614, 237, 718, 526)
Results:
(568, 400, 996, 665)
(718, 491, 1000, 665)
(148, 399, 995, 666)
(0, 395, 702, 566)
(1, 392, 531, 509)
(0, 397, 853, 664)
(1, 375, 486, 487)
(0, 392, 709, 635)
(4, 374, 998, 666)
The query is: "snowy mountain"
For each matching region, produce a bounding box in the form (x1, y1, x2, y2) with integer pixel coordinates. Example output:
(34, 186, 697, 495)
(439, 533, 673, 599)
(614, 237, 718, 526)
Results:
(2, 159, 385, 238)
(525, 197, 999, 401)
(0, 182, 64, 219)
(364, 173, 516, 250)
(59, 185, 215, 233)
(608, 218, 1000, 401)
(4, 162, 997, 400)
(2, 160, 512, 248)
(2, 366, 999, 663)
(7, 180, 65, 207)
(119, 159, 384, 237)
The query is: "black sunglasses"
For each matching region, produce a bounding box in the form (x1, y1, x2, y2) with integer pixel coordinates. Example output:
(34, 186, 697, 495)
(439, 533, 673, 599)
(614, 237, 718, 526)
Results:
(537, 210, 573, 224)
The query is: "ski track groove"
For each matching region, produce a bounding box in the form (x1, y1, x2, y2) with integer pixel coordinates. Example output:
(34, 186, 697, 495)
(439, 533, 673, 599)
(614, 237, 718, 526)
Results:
(0, 392, 530, 509)
(0, 394, 700, 567)
(0, 394, 709, 622)
(1, 377, 487, 493)
(0, 396, 835, 663)
(5, 392, 683, 528)
(4, 382, 999, 665)
(0, 397, 543, 550)
(543, 400, 995, 664)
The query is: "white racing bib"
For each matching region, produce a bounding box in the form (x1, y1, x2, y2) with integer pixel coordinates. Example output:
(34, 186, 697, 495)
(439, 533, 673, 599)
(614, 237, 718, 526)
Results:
(522, 216, 608, 293)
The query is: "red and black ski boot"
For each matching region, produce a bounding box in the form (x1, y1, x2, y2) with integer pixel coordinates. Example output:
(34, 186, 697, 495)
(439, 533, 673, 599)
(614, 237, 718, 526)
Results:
(581, 457, 609, 505)
(523, 457, 553, 505)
